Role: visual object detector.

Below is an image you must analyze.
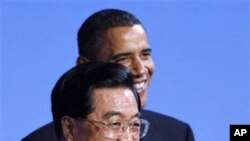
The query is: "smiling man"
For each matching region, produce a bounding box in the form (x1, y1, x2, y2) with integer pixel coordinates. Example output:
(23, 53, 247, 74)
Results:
(76, 13, 154, 107)
(52, 62, 149, 141)
(22, 9, 194, 141)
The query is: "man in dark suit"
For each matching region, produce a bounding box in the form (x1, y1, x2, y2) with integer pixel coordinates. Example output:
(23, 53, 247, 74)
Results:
(22, 9, 194, 141)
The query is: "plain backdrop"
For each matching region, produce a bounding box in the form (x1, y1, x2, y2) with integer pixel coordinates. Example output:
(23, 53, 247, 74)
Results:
(1, 0, 249, 141)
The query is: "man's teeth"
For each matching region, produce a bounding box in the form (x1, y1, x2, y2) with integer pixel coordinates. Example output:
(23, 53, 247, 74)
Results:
(134, 82, 145, 91)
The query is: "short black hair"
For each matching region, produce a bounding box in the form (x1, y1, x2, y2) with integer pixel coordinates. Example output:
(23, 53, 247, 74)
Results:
(51, 62, 141, 139)
(77, 8, 143, 60)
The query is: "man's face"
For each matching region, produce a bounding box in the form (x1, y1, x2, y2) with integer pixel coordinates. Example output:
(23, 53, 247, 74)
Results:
(73, 87, 140, 141)
(94, 25, 155, 107)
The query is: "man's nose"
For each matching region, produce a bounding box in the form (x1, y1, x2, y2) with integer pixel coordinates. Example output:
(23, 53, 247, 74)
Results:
(118, 128, 134, 141)
(131, 57, 146, 77)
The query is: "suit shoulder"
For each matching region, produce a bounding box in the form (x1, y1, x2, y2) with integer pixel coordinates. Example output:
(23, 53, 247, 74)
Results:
(142, 109, 190, 128)
(21, 122, 57, 141)
(141, 109, 195, 141)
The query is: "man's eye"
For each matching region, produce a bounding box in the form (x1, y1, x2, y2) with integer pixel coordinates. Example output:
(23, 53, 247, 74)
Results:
(144, 52, 151, 57)
(108, 122, 122, 128)
(141, 52, 151, 60)
(116, 56, 130, 63)
(143, 52, 151, 56)
(131, 121, 141, 128)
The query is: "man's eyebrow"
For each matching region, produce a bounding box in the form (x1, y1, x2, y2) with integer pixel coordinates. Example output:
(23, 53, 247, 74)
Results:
(111, 52, 131, 61)
(142, 48, 152, 53)
(102, 111, 142, 120)
(132, 112, 142, 119)
(102, 111, 122, 119)
(111, 48, 152, 61)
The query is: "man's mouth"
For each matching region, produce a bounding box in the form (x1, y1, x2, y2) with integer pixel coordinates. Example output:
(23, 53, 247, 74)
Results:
(134, 81, 147, 93)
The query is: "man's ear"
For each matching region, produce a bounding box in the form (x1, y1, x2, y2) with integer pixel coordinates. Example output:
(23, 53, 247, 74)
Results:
(76, 56, 89, 65)
(61, 116, 76, 141)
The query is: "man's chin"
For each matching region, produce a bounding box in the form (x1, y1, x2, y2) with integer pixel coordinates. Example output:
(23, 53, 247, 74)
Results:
(138, 90, 147, 108)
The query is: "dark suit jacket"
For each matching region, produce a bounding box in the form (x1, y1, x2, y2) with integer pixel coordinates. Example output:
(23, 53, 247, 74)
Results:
(22, 109, 194, 141)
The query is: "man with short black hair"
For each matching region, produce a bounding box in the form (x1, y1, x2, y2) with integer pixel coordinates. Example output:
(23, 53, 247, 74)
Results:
(22, 9, 194, 141)
(52, 62, 149, 141)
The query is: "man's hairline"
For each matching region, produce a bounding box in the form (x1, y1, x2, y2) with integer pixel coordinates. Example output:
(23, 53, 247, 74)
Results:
(90, 86, 140, 119)
(79, 23, 146, 60)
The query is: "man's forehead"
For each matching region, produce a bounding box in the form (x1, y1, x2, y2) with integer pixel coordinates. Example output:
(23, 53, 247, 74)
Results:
(105, 25, 146, 38)
(93, 87, 134, 101)
(92, 88, 138, 113)
(95, 24, 149, 60)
